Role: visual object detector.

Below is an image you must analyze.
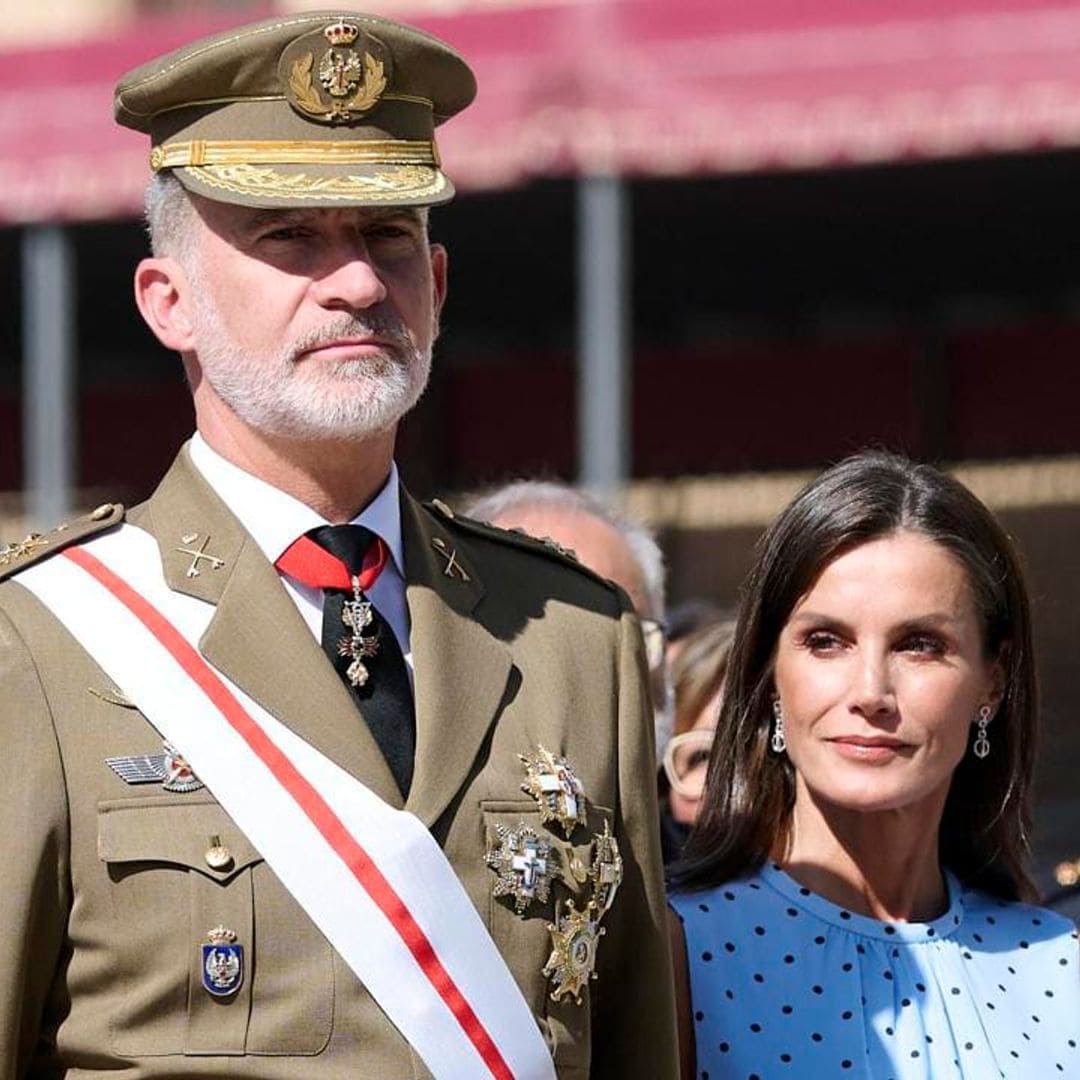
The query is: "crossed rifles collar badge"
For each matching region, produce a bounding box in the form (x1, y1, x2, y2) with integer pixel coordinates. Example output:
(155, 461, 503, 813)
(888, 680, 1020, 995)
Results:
(485, 745, 623, 1005)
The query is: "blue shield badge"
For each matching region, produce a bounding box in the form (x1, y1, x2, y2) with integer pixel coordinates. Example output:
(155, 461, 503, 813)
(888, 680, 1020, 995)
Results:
(202, 926, 243, 997)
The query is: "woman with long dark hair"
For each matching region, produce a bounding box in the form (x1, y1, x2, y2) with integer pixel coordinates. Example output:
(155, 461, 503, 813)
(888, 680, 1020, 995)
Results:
(669, 451, 1079, 1079)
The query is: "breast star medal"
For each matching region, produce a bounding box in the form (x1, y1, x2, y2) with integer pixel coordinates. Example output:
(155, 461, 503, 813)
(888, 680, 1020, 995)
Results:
(519, 745, 587, 838)
(589, 820, 624, 916)
(202, 925, 244, 997)
(485, 822, 554, 915)
(543, 899, 604, 1004)
(339, 574, 380, 687)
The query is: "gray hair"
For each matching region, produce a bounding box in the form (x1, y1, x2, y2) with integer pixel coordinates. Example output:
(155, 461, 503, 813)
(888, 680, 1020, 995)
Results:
(144, 172, 198, 264)
(464, 480, 666, 619)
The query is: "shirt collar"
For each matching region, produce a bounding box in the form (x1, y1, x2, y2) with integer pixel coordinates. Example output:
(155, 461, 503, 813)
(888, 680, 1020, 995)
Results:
(187, 433, 405, 577)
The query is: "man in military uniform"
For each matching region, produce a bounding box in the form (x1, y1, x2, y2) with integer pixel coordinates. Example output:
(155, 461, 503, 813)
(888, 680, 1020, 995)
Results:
(0, 12, 677, 1078)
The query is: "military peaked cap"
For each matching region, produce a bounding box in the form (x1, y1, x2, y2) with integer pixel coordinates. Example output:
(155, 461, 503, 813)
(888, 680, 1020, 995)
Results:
(114, 10, 477, 208)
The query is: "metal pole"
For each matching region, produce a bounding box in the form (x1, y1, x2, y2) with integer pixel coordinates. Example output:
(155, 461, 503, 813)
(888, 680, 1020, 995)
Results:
(576, 174, 630, 492)
(22, 225, 76, 527)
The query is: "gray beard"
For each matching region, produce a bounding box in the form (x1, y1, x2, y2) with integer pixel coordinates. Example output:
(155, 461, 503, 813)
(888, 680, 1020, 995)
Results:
(191, 303, 432, 442)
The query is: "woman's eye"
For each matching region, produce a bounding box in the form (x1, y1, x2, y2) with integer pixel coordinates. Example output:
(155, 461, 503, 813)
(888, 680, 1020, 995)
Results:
(804, 631, 843, 652)
(900, 634, 946, 655)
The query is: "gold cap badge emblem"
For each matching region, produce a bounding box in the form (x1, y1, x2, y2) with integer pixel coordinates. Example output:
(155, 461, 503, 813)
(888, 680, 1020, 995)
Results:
(280, 21, 391, 124)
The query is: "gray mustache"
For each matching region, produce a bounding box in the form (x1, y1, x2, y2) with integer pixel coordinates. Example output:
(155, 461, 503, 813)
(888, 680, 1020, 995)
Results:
(291, 314, 411, 354)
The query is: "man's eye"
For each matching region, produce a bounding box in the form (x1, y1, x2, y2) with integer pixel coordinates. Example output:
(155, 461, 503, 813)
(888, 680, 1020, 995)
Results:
(368, 225, 416, 242)
(261, 227, 310, 242)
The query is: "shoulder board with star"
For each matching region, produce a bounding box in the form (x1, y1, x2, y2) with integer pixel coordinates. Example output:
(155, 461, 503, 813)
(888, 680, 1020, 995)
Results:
(0, 502, 124, 583)
(422, 498, 619, 591)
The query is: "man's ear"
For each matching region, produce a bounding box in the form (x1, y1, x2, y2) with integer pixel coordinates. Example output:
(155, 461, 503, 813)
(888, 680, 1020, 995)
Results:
(430, 242, 448, 320)
(134, 256, 197, 353)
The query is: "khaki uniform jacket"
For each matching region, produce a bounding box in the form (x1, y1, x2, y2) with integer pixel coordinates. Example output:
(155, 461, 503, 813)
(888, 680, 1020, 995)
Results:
(0, 448, 677, 1079)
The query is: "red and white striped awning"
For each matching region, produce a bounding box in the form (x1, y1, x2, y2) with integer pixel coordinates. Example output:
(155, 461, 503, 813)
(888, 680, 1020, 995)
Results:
(4, 0, 1080, 222)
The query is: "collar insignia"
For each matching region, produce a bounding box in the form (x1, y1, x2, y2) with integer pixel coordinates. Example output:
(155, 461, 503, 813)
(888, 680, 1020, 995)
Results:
(176, 533, 226, 578)
(431, 536, 470, 581)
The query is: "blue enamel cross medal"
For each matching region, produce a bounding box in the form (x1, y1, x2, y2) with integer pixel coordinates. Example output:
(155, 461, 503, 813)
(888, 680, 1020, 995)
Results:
(202, 925, 243, 997)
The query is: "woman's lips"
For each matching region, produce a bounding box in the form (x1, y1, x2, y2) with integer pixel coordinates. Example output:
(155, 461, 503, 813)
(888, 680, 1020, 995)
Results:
(827, 735, 910, 762)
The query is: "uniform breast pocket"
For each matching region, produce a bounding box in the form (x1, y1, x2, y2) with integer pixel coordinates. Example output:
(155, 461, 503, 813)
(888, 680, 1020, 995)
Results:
(98, 796, 333, 1059)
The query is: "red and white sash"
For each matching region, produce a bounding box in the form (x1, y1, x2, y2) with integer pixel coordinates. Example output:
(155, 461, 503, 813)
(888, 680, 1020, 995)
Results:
(18, 524, 555, 1080)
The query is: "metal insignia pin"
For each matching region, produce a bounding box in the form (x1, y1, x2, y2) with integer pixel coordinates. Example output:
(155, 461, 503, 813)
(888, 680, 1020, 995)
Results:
(431, 537, 470, 581)
(486, 822, 554, 915)
(105, 742, 204, 793)
(176, 533, 226, 578)
(520, 745, 588, 838)
(0, 533, 49, 567)
(589, 820, 624, 916)
(161, 743, 204, 793)
(202, 926, 244, 997)
(542, 899, 604, 1004)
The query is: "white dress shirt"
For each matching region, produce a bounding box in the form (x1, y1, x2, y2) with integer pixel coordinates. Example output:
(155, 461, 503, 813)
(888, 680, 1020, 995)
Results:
(187, 434, 413, 681)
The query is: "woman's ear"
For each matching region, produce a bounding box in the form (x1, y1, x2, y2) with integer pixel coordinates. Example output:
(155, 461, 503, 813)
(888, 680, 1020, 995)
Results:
(134, 256, 197, 353)
(985, 646, 1009, 716)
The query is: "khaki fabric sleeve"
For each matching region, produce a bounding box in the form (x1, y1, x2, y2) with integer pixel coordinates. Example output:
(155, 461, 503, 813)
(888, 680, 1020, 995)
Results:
(591, 597, 679, 1078)
(0, 605, 70, 1079)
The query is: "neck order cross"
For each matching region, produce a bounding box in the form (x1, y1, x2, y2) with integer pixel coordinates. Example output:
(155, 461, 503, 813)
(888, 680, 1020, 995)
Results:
(275, 524, 415, 796)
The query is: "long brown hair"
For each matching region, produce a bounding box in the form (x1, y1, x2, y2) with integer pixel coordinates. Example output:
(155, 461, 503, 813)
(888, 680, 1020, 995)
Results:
(673, 450, 1037, 900)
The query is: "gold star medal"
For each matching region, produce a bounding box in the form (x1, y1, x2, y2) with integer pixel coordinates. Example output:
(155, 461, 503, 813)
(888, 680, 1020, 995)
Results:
(519, 745, 587, 838)
(542, 899, 604, 1004)
(485, 822, 554, 915)
(589, 820, 624, 916)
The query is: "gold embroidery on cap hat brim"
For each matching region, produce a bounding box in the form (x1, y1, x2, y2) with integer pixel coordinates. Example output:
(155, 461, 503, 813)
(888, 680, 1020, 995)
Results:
(183, 163, 448, 201)
(153, 138, 437, 172)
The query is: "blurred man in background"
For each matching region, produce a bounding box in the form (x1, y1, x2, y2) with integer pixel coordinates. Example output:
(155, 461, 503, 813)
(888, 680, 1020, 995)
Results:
(465, 480, 674, 761)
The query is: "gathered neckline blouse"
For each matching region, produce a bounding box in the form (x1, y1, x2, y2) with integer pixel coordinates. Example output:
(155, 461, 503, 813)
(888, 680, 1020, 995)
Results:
(670, 862, 1080, 1079)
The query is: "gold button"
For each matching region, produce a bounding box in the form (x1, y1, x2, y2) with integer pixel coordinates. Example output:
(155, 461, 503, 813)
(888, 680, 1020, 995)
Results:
(205, 837, 234, 872)
(90, 503, 114, 522)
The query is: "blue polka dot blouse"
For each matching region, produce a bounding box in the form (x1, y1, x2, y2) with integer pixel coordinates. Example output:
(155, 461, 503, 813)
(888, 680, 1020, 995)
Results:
(670, 863, 1080, 1078)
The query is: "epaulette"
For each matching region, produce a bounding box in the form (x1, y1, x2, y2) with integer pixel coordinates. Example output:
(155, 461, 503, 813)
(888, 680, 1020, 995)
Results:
(423, 498, 617, 591)
(0, 502, 124, 583)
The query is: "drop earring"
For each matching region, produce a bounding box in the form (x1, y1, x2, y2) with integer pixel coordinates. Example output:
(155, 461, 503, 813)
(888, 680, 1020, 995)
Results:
(973, 704, 992, 759)
(771, 699, 786, 754)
